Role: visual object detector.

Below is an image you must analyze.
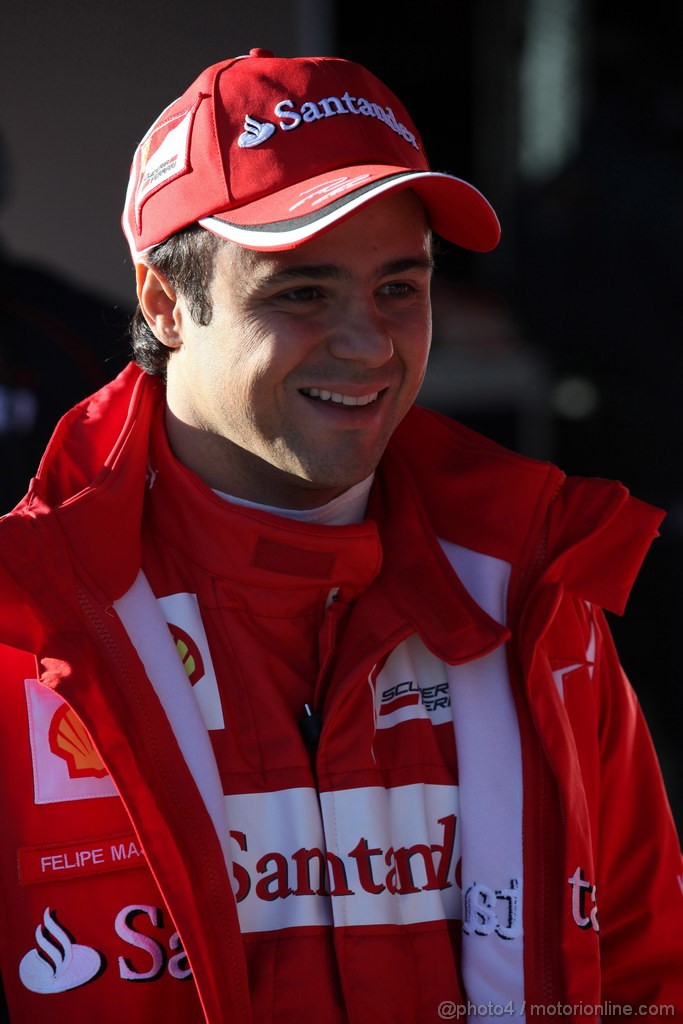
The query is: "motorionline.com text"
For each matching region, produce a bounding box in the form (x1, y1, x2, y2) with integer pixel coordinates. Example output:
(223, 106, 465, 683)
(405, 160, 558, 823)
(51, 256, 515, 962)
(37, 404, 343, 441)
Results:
(437, 1000, 676, 1019)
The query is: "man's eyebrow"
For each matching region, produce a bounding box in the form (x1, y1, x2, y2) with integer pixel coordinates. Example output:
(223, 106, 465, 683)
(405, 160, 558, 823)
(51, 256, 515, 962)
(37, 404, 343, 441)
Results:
(378, 256, 435, 276)
(255, 255, 435, 289)
(257, 264, 352, 287)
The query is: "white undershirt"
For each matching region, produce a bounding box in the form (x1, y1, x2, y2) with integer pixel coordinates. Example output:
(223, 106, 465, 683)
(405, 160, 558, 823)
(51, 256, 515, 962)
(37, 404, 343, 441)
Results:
(213, 474, 374, 527)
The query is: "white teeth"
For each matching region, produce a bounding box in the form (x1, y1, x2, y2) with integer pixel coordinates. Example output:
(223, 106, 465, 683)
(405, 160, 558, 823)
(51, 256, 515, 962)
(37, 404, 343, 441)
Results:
(302, 388, 380, 407)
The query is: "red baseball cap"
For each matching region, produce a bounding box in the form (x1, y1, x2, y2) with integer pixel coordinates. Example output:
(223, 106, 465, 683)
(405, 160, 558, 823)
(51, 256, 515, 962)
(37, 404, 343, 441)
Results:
(122, 49, 500, 259)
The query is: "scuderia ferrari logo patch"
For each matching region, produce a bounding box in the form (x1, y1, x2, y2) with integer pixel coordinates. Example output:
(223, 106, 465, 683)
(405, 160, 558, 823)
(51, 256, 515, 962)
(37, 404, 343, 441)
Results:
(372, 635, 452, 730)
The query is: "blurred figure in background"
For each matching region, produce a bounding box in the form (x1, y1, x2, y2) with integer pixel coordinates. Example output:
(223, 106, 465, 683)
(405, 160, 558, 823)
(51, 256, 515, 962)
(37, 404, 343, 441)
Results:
(0, 131, 129, 511)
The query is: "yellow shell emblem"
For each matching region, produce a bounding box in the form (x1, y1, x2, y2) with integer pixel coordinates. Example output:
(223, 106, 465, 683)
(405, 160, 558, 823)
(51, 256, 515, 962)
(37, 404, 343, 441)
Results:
(48, 705, 108, 779)
(168, 623, 205, 685)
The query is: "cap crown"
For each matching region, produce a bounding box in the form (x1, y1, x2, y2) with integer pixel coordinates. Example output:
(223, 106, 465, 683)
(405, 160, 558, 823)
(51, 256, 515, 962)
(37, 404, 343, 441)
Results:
(124, 54, 428, 256)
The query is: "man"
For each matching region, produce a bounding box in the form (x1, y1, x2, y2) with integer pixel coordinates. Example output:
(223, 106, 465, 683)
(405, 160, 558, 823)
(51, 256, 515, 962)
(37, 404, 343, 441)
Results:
(0, 49, 680, 1024)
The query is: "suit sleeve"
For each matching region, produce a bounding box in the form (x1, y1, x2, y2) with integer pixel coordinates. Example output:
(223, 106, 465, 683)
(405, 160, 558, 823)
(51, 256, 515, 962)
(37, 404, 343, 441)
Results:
(592, 608, 683, 1009)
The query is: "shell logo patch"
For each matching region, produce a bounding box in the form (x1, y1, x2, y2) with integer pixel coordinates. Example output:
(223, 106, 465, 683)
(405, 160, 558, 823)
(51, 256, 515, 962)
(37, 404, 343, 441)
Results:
(25, 681, 118, 805)
(157, 592, 224, 731)
(167, 622, 204, 684)
(48, 704, 108, 779)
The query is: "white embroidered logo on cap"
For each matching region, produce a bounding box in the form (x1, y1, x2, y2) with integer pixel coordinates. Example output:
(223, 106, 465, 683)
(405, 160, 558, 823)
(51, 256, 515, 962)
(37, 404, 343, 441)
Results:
(137, 108, 194, 201)
(288, 174, 373, 213)
(274, 95, 419, 150)
(132, 97, 202, 231)
(238, 95, 419, 153)
(238, 115, 276, 148)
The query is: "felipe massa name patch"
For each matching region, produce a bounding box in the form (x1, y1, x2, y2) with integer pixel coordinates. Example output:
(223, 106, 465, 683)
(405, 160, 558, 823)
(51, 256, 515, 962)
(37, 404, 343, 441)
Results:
(19, 834, 145, 886)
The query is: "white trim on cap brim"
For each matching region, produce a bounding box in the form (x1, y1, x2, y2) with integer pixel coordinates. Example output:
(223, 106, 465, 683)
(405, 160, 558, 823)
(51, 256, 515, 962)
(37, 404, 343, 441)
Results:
(199, 170, 500, 252)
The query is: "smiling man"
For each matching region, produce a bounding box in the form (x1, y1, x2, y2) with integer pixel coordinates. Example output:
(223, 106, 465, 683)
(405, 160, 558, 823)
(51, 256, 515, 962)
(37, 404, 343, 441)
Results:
(0, 50, 681, 1024)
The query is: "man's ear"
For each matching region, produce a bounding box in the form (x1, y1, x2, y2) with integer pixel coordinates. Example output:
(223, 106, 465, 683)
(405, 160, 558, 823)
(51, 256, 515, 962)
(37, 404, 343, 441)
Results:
(136, 263, 183, 350)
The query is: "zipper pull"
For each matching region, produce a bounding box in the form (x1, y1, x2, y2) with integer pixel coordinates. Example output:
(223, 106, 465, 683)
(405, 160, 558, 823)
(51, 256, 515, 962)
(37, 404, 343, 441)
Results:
(299, 702, 323, 751)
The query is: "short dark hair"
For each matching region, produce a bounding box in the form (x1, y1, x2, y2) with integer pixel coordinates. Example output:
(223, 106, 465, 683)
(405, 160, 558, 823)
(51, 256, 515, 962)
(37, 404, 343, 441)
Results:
(130, 225, 223, 376)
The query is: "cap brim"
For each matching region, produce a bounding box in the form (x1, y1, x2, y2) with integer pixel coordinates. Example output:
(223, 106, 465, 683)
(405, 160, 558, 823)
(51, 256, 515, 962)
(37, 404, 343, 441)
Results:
(199, 165, 500, 253)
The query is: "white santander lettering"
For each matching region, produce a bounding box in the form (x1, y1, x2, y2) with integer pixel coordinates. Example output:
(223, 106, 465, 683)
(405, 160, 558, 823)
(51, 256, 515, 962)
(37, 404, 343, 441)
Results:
(168, 931, 192, 980)
(114, 904, 191, 983)
(463, 878, 522, 939)
(268, 93, 419, 149)
(568, 866, 599, 932)
(274, 99, 301, 131)
(115, 905, 166, 981)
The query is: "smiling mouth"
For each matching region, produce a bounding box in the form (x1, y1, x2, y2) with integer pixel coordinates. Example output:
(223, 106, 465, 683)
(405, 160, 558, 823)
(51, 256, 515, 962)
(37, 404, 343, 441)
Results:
(300, 387, 381, 407)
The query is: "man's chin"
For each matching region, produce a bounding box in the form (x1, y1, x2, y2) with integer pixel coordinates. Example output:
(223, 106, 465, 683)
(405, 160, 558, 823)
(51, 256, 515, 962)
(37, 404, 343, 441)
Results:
(264, 460, 376, 509)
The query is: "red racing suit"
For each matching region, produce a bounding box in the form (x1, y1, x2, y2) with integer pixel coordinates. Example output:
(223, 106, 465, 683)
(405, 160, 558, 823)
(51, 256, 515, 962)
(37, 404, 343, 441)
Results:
(0, 363, 681, 1022)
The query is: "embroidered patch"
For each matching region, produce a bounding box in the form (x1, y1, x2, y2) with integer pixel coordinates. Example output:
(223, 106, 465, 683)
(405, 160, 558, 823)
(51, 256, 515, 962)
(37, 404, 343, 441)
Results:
(19, 834, 145, 886)
(568, 866, 599, 932)
(372, 635, 452, 730)
(156, 592, 224, 730)
(272, 95, 419, 150)
(134, 99, 200, 229)
(226, 783, 461, 932)
(19, 908, 104, 993)
(463, 878, 522, 939)
(25, 681, 118, 805)
(238, 114, 275, 148)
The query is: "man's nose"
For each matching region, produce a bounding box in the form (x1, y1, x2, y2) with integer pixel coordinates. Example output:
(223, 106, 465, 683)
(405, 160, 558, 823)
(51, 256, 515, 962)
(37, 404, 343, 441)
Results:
(326, 300, 394, 366)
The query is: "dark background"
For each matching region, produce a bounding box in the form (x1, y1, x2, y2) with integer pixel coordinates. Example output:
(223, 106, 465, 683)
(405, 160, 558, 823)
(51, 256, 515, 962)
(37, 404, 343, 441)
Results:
(2, 0, 681, 829)
(338, 0, 683, 832)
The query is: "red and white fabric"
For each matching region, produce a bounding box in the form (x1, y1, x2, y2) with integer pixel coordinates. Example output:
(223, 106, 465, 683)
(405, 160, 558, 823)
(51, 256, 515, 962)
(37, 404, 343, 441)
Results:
(0, 363, 680, 1023)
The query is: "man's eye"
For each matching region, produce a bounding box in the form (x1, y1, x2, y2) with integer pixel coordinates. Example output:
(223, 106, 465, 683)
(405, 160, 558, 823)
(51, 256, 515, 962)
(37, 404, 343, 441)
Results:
(278, 286, 323, 303)
(379, 281, 415, 298)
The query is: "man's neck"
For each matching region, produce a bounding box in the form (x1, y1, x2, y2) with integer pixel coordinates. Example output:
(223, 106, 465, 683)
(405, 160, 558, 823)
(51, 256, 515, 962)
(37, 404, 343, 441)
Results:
(212, 474, 375, 527)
